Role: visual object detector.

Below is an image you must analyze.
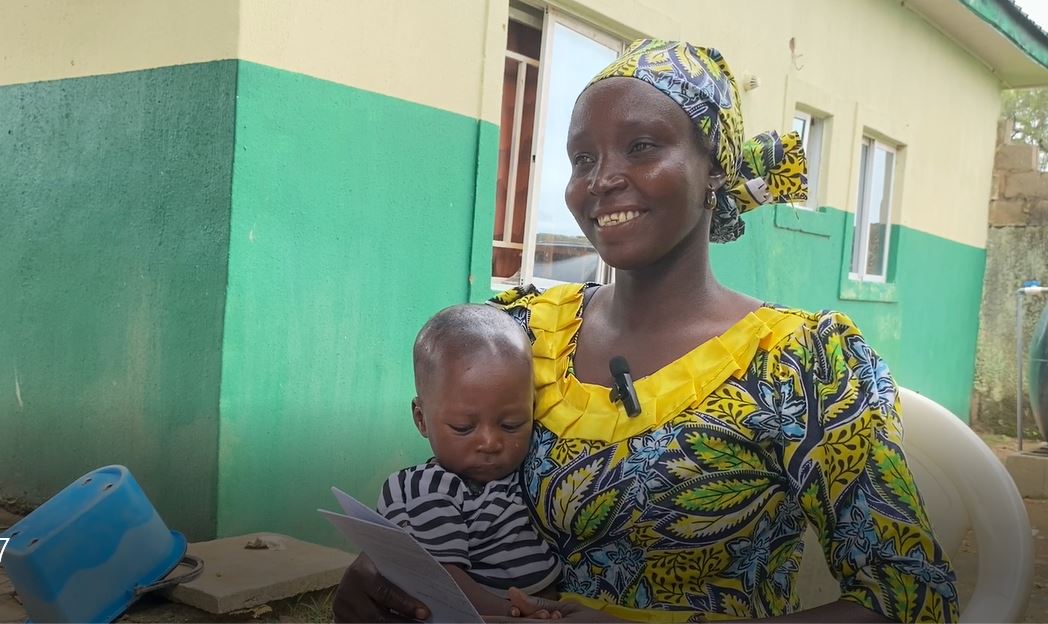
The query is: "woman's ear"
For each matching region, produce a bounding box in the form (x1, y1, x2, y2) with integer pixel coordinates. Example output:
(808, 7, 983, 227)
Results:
(709, 168, 727, 191)
(411, 397, 428, 438)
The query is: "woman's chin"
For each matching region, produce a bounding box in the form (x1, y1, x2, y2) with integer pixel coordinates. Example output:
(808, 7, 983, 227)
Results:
(594, 248, 657, 273)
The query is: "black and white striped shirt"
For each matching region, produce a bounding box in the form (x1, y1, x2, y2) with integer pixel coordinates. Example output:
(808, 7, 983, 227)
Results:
(378, 461, 560, 596)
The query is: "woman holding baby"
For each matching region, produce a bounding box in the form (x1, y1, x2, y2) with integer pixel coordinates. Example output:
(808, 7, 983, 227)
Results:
(334, 39, 958, 623)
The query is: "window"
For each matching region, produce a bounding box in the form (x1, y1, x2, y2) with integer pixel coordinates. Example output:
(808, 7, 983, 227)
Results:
(491, 14, 540, 283)
(792, 110, 824, 210)
(850, 136, 896, 282)
(492, 6, 623, 289)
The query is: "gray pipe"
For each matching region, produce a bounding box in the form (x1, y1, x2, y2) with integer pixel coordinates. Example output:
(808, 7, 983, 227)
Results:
(1017, 286, 1048, 452)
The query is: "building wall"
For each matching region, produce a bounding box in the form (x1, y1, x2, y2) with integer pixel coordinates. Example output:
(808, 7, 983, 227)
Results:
(0, 60, 237, 539)
(215, 62, 497, 539)
(0, 0, 1005, 544)
(213, 0, 508, 542)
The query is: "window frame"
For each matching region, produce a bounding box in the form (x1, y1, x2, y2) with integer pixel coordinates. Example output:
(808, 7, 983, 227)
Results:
(491, 48, 539, 259)
(792, 109, 826, 211)
(492, 8, 625, 291)
(849, 136, 897, 283)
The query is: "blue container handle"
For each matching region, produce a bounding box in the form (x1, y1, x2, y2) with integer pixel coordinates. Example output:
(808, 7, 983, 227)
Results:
(133, 554, 204, 597)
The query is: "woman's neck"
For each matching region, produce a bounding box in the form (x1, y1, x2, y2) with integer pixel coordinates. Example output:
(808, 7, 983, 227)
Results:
(605, 228, 732, 332)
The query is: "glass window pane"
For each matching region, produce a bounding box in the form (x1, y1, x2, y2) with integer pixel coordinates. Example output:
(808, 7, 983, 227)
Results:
(864, 147, 894, 277)
(805, 118, 822, 209)
(530, 23, 618, 284)
(792, 115, 808, 148)
(850, 140, 870, 275)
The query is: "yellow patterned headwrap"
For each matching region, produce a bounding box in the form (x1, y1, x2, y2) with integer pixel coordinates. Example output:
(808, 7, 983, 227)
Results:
(589, 39, 808, 243)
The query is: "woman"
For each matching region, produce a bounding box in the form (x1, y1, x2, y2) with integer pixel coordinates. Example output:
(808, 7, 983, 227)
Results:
(334, 40, 958, 623)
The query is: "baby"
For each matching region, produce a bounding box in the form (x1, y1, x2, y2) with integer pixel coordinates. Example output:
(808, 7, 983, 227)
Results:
(377, 304, 561, 616)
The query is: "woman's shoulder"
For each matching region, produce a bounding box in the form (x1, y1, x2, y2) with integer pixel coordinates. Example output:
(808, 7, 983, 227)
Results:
(760, 305, 884, 380)
(488, 282, 593, 340)
(763, 304, 867, 339)
(488, 282, 591, 309)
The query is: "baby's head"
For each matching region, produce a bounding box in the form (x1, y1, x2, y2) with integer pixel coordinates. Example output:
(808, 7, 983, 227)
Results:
(411, 304, 534, 485)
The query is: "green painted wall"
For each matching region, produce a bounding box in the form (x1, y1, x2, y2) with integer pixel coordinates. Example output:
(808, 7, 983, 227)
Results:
(216, 62, 499, 543)
(709, 206, 985, 420)
(0, 62, 237, 539)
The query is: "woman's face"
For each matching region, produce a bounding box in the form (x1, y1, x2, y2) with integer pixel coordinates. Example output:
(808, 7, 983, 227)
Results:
(564, 77, 720, 271)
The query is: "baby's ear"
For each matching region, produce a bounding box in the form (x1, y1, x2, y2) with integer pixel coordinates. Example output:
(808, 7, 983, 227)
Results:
(411, 397, 428, 437)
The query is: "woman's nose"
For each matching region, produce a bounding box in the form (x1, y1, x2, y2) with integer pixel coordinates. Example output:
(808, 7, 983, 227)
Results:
(588, 158, 627, 196)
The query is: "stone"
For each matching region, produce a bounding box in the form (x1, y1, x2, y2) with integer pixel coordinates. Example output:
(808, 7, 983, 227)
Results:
(998, 118, 1015, 145)
(1028, 201, 1048, 226)
(164, 532, 356, 614)
(1004, 171, 1048, 199)
(1005, 451, 1048, 498)
(989, 199, 1029, 227)
(996, 143, 1039, 173)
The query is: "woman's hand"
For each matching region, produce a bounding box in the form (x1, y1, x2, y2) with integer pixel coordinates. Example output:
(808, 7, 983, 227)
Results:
(505, 587, 623, 622)
(331, 554, 430, 622)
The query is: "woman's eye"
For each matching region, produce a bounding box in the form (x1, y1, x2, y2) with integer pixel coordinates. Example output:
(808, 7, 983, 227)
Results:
(629, 141, 656, 153)
(449, 425, 474, 434)
(572, 153, 594, 166)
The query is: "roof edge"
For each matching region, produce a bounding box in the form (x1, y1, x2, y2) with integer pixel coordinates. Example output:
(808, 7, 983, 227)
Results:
(960, 0, 1048, 75)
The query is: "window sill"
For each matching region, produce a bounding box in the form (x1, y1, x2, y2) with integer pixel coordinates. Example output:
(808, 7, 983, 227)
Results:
(838, 278, 898, 303)
(773, 204, 833, 237)
(491, 276, 522, 294)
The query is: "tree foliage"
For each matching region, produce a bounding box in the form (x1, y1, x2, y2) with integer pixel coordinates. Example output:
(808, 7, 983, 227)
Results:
(1002, 87, 1048, 169)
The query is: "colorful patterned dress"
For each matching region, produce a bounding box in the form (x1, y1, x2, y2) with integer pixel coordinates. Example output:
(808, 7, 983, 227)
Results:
(492, 284, 958, 623)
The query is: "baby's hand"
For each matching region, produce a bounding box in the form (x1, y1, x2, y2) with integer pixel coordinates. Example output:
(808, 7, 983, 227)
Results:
(508, 588, 563, 620)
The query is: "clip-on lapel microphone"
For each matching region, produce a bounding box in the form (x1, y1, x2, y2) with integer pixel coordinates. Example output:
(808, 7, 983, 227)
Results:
(609, 356, 641, 417)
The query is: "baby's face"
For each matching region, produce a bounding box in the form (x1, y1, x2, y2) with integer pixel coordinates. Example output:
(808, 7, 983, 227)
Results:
(414, 352, 533, 485)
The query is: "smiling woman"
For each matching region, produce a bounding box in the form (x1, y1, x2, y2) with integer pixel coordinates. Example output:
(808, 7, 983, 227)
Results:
(334, 40, 958, 624)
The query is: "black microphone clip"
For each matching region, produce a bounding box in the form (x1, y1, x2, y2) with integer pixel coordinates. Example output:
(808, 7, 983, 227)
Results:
(609, 356, 642, 418)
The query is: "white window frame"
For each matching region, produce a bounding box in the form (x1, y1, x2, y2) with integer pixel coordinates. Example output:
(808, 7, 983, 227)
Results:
(792, 109, 826, 211)
(849, 136, 896, 283)
(492, 48, 539, 259)
(492, 8, 624, 291)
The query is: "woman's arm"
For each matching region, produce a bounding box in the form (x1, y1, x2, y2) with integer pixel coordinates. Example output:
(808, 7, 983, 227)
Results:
(779, 312, 959, 623)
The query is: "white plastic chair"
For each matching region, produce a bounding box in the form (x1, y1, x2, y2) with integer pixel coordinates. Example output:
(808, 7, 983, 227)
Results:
(795, 387, 1034, 623)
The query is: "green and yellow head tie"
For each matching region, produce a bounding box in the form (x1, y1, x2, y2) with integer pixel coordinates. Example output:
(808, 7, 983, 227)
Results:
(588, 39, 808, 243)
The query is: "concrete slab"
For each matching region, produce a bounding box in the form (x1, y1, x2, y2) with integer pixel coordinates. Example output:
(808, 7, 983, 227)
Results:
(1006, 452, 1048, 499)
(164, 533, 355, 614)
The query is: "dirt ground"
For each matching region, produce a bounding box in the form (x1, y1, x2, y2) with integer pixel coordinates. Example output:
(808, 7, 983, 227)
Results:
(1, 434, 1046, 622)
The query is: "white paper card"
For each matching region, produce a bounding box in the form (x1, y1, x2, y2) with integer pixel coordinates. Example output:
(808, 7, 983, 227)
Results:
(319, 490, 483, 623)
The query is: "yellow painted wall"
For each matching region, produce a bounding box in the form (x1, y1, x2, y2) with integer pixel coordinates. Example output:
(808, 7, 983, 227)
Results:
(557, 0, 999, 248)
(0, 0, 1002, 247)
(236, 0, 996, 246)
(237, 0, 508, 125)
(0, 0, 238, 87)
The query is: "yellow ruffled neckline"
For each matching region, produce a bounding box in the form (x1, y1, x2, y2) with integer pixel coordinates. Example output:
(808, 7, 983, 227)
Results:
(528, 283, 805, 443)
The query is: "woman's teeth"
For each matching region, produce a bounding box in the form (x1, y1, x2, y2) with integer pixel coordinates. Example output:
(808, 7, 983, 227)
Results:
(597, 210, 641, 227)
